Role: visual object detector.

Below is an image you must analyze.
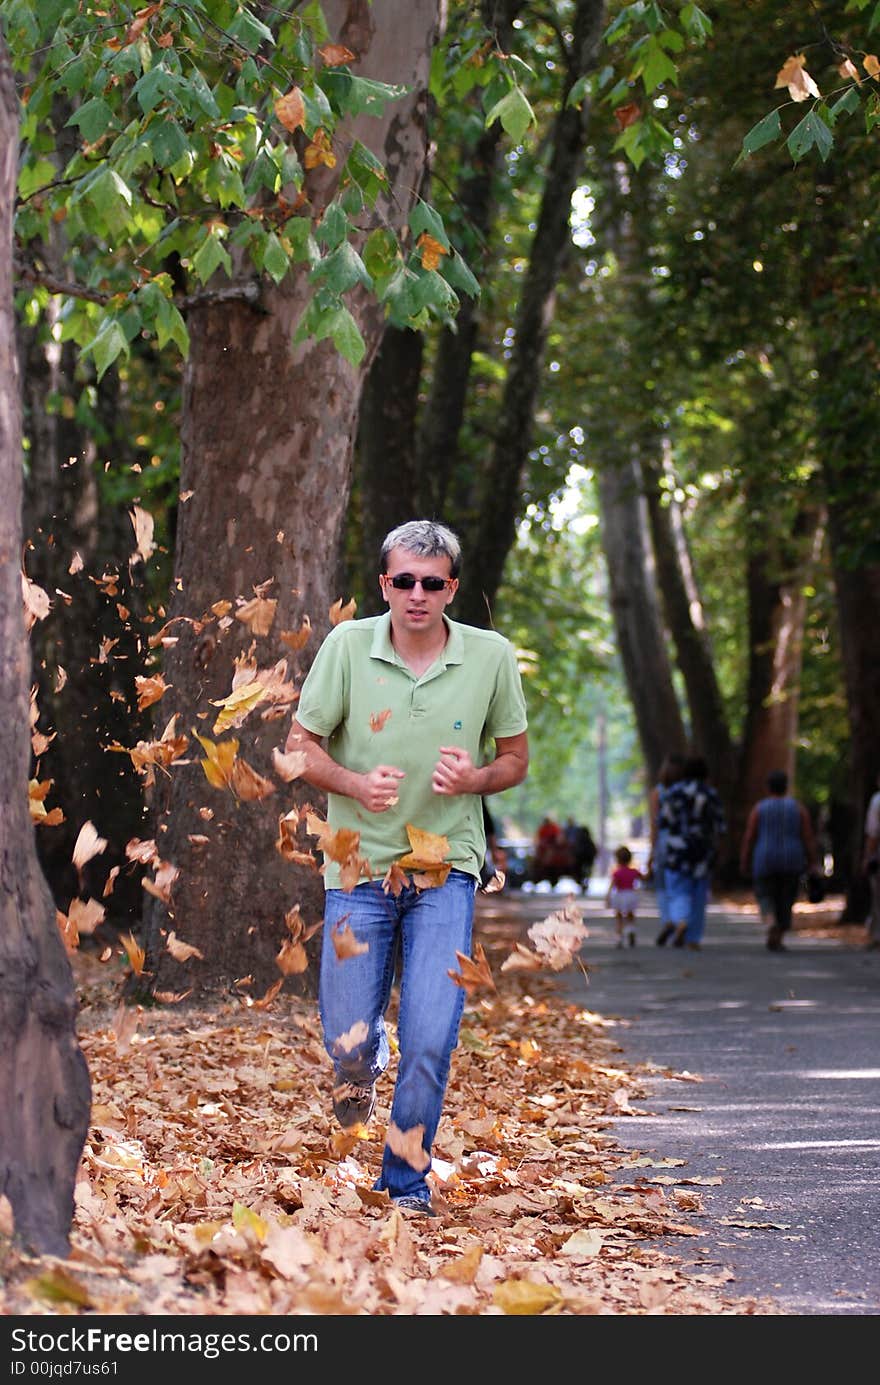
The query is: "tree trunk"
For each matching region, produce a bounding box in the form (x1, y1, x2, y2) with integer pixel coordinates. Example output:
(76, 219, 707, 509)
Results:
(0, 32, 91, 1256)
(460, 0, 606, 624)
(596, 455, 687, 780)
(137, 0, 443, 1000)
(352, 325, 423, 615)
(642, 446, 737, 802)
(808, 160, 880, 919)
(731, 501, 824, 863)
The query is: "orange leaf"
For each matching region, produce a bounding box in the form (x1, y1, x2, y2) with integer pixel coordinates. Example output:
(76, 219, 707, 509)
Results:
(119, 932, 145, 975)
(319, 43, 356, 65)
(774, 53, 820, 102)
(304, 128, 336, 170)
(134, 673, 168, 710)
(332, 920, 369, 960)
(276, 937, 309, 975)
(274, 86, 306, 132)
(279, 615, 312, 651)
(235, 595, 277, 637)
(417, 232, 447, 272)
(329, 596, 356, 625)
(614, 101, 641, 130)
(448, 942, 495, 995)
(370, 709, 392, 732)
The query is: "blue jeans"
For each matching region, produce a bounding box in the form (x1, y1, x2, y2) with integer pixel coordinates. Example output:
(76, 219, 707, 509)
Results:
(664, 869, 710, 944)
(320, 869, 476, 1202)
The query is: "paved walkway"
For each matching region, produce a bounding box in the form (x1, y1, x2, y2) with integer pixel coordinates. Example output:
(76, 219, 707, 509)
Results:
(493, 885, 880, 1316)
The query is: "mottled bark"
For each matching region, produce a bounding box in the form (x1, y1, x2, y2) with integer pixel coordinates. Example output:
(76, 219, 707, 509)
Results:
(0, 33, 91, 1255)
(460, 0, 606, 624)
(137, 1, 443, 999)
(596, 456, 687, 780)
(642, 449, 737, 803)
(353, 325, 423, 615)
(808, 161, 880, 918)
(731, 503, 824, 860)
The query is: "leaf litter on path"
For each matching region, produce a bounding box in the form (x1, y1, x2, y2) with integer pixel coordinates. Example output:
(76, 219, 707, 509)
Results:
(0, 900, 781, 1316)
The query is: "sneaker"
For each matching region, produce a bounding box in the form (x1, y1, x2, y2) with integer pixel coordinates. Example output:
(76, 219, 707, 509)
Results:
(331, 1080, 376, 1129)
(655, 924, 674, 947)
(392, 1195, 437, 1217)
(625, 928, 637, 947)
(672, 924, 687, 948)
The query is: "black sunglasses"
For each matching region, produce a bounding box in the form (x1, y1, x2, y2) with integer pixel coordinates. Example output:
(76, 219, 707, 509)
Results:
(385, 573, 451, 592)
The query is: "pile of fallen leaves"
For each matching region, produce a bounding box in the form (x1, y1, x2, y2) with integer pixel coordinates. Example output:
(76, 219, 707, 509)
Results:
(0, 900, 779, 1317)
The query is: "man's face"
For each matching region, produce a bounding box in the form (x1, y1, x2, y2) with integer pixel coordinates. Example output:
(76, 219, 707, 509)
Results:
(380, 546, 458, 638)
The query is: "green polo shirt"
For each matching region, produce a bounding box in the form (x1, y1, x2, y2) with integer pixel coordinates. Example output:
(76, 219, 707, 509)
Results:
(294, 611, 528, 888)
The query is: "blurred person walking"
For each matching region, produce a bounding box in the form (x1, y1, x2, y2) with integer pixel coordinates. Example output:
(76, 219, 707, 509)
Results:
(656, 754, 725, 950)
(648, 751, 685, 944)
(740, 769, 819, 952)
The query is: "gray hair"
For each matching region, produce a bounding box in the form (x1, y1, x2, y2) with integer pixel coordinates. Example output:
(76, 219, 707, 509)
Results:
(379, 520, 462, 578)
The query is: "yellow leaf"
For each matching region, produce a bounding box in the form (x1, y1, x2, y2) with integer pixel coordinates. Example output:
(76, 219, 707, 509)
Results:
(417, 232, 447, 272)
(232, 1202, 269, 1245)
(231, 757, 276, 801)
(211, 681, 267, 733)
(864, 54, 880, 79)
(493, 1279, 564, 1315)
(25, 1267, 93, 1308)
(119, 932, 145, 975)
(304, 127, 336, 169)
(196, 733, 239, 790)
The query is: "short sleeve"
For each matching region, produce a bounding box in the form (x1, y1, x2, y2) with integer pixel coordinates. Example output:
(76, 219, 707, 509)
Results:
(295, 627, 347, 737)
(486, 642, 528, 739)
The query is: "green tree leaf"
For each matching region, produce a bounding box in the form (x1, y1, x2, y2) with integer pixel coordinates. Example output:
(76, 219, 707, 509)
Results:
(484, 86, 535, 143)
(787, 110, 834, 163)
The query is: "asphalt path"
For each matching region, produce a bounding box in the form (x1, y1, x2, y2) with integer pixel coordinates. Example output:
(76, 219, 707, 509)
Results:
(493, 882, 880, 1316)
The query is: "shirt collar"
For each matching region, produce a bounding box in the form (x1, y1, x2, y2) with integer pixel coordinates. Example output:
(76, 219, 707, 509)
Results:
(370, 611, 464, 670)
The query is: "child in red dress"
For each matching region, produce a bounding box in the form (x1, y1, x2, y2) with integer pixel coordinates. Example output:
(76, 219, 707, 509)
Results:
(606, 845, 646, 947)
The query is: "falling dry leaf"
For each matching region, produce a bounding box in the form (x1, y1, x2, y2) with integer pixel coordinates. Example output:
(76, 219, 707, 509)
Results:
(370, 709, 392, 732)
(135, 674, 169, 711)
(22, 572, 50, 631)
(395, 823, 451, 889)
(211, 681, 269, 733)
(329, 597, 356, 625)
(129, 505, 155, 563)
(68, 897, 106, 936)
(236, 596, 277, 637)
(334, 1020, 368, 1054)
(386, 1122, 430, 1172)
(448, 942, 495, 995)
(276, 938, 309, 975)
(119, 932, 145, 976)
(142, 860, 179, 905)
(231, 757, 276, 801)
(271, 746, 307, 782)
(72, 821, 108, 872)
(279, 616, 311, 651)
(331, 920, 369, 960)
(165, 930, 203, 963)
